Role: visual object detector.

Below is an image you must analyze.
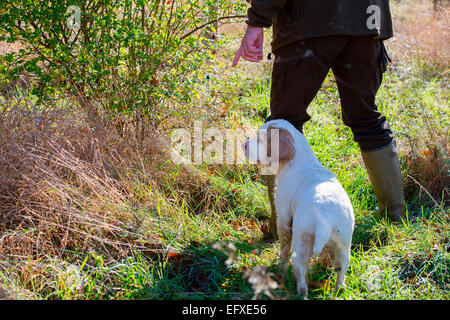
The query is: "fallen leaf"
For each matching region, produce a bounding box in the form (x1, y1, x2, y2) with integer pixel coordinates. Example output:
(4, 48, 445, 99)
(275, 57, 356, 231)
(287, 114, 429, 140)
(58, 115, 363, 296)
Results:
(167, 252, 182, 260)
(421, 149, 431, 157)
(320, 279, 333, 291)
(150, 77, 159, 86)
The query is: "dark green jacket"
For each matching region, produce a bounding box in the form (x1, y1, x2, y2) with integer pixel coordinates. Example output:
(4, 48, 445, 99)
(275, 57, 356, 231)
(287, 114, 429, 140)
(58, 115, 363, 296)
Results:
(247, 0, 393, 51)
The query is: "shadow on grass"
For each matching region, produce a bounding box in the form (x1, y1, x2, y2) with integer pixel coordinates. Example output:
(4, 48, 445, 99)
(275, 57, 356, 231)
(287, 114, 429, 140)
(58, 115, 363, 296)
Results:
(143, 235, 349, 300)
(352, 212, 392, 251)
(144, 238, 267, 299)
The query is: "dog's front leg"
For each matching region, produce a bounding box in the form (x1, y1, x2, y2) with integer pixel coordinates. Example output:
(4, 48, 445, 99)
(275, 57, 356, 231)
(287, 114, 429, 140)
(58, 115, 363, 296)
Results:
(277, 213, 292, 275)
(264, 174, 278, 239)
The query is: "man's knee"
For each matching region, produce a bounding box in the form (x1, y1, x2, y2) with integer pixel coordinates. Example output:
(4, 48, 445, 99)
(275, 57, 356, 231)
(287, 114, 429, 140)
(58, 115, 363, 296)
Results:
(346, 116, 394, 151)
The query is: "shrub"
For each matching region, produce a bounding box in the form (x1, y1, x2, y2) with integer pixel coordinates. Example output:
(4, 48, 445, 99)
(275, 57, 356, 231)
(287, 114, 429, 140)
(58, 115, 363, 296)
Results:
(0, 0, 246, 118)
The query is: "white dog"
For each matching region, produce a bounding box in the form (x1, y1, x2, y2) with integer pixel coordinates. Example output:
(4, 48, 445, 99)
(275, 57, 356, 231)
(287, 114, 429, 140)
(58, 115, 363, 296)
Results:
(243, 119, 355, 296)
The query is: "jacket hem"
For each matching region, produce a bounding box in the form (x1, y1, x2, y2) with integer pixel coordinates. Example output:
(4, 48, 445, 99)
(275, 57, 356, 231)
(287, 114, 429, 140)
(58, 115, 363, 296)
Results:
(270, 32, 394, 52)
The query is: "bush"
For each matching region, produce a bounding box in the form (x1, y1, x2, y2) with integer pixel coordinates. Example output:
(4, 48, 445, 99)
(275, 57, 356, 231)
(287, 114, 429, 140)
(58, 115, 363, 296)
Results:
(0, 0, 246, 118)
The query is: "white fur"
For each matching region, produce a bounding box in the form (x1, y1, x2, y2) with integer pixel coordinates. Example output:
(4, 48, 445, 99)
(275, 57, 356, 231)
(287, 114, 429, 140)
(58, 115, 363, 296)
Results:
(245, 119, 355, 296)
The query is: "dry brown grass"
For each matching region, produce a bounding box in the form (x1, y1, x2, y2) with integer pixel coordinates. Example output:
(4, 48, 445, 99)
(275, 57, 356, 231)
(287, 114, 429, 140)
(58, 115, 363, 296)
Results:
(403, 141, 449, 207)
(0, 94, 232, 297)
(0, 97, 210, 265)
(0, 93, 237, 298)
(387, 1, 449, 206)
(390, 0, 449, 68)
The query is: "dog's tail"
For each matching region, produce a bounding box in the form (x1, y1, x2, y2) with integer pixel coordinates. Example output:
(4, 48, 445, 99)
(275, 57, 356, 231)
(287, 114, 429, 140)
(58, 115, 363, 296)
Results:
(312, 227, 331, 258)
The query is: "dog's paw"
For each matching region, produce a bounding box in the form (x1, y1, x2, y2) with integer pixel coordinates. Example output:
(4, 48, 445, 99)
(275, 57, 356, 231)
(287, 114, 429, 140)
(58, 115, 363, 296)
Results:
(297, 285, 308, 298)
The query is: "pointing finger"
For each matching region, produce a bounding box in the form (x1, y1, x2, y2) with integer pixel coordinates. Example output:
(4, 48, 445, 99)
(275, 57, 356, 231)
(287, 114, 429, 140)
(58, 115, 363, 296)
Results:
(232, 46, 242, 67)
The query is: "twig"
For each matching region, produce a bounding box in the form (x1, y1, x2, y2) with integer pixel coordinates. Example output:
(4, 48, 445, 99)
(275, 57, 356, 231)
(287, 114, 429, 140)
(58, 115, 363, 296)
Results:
(406, 174, 445, 211)
(180, 15, 247, 40)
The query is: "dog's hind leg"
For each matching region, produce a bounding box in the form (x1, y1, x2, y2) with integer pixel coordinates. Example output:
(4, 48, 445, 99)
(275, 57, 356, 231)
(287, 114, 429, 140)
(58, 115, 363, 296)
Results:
(333, 246, 350, 291)
(291, 233, 314, 297)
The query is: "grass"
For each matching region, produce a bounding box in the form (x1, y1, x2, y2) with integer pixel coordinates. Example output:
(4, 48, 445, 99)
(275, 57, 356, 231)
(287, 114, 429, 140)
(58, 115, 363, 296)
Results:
(0, 0, 449, 300)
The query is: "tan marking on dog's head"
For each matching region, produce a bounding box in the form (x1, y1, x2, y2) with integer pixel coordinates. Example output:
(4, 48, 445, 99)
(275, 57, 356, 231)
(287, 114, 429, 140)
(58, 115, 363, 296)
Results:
(267, 124, 296, 162)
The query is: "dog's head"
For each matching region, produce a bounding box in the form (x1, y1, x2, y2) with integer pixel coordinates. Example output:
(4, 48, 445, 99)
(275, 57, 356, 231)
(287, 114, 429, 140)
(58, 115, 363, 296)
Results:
(242, 120, 297, 173)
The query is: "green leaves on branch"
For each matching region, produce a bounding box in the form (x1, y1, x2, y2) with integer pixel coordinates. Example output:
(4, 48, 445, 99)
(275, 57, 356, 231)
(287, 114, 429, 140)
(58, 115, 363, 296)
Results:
(0, 0, 246, 115)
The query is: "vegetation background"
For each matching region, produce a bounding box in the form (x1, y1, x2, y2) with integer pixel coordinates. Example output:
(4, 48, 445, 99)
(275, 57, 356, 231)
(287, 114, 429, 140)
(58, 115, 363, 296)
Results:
(0, 0, 448, 299)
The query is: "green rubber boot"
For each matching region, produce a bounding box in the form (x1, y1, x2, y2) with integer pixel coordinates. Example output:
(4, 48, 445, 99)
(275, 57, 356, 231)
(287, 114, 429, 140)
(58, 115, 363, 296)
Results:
(361, 141, 407, 222)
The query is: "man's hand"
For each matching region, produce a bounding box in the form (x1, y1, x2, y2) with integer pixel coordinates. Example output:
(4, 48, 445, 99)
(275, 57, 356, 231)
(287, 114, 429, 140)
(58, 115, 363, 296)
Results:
(232, 25, 264, 67)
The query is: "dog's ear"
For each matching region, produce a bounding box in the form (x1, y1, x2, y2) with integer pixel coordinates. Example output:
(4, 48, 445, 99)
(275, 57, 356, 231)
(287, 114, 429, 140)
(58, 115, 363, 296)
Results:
(267, 125, 296, 162)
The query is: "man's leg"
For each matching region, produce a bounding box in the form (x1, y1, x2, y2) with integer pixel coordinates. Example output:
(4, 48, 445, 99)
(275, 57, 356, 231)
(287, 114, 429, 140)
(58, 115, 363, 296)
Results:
(268, 37, 348, 131)
(331, 36, 406, 222)
(265, 37, 348, 238)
